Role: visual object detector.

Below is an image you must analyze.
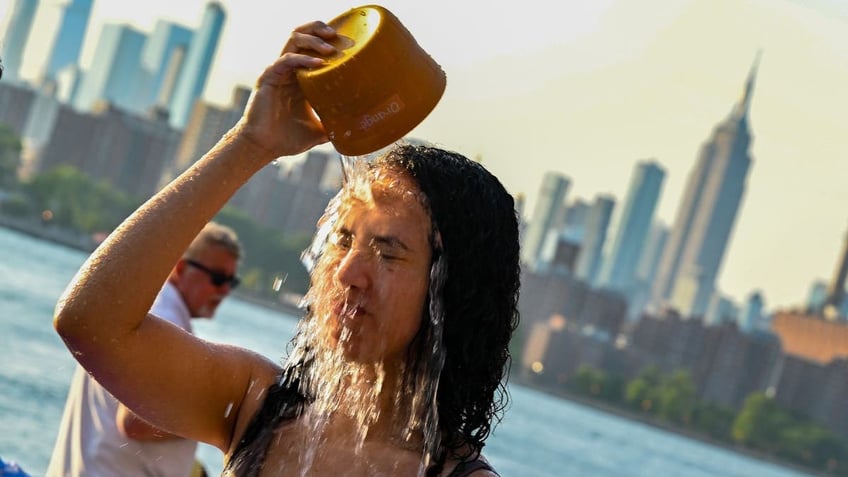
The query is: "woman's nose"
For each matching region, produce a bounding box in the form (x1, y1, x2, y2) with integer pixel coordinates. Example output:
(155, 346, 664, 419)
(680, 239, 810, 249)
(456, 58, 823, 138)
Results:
(334, 248, 372, 290)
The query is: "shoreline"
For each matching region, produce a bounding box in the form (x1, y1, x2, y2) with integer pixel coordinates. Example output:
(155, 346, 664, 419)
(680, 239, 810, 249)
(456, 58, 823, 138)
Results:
(515, 377, 824, 476)
(0, 216, 97, 252)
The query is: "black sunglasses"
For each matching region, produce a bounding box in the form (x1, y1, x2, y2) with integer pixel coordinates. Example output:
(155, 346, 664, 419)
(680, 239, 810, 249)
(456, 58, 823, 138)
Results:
(184, 259, 240, 289)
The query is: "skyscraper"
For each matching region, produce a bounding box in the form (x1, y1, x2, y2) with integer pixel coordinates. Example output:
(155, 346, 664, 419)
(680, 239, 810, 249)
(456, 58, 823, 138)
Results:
(43, 0, 94, 81)
(636, 222, 669, 289)
(0, 0, 39, 84)
(138, 20, 194, 113)
(740, 290, 764, 333)
(598, 160, 665, 295)
(574, 195, 615, 286)
(73, 24, 147, 112)
(168, 1, 226, 129)
(521, 172, 571, 269)
(561, 198, 590, 243)
(824, 223, 848, 315)
(651, 53, 761, 318)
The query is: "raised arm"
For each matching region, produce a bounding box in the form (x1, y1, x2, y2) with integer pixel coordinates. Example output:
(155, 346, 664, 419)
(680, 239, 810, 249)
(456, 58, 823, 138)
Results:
(53, 22, 337, 452)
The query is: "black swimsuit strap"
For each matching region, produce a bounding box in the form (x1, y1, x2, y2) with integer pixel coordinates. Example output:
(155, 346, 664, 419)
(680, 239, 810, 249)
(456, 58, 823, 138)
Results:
(448, 457, 499, 477)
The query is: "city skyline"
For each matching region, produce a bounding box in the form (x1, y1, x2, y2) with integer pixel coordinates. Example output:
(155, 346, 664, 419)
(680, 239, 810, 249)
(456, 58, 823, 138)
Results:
(2, 0, 847, 311)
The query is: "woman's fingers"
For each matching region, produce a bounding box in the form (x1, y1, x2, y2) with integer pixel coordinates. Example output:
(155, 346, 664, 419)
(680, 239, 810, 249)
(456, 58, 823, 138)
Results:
(282, 21, 337, 55)
(257, 53, 324, 87)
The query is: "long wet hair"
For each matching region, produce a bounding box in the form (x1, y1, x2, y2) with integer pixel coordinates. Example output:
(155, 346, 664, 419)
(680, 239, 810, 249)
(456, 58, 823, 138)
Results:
(376, 145, 521, 472)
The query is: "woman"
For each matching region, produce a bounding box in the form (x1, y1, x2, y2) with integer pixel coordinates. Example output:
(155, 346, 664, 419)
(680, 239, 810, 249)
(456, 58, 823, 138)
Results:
(54, 20, 519, 477)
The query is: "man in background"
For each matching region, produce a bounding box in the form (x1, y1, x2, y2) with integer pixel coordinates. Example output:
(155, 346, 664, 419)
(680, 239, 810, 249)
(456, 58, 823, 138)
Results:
(47, 222, 243, 477)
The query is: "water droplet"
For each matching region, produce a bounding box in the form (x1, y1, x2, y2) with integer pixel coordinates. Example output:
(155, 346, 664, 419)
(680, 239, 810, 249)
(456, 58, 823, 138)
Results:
(272, 274, 288, 292)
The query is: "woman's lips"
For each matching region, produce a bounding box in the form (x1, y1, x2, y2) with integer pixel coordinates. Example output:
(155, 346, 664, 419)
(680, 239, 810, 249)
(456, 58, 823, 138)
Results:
(333, 301, 366, 318)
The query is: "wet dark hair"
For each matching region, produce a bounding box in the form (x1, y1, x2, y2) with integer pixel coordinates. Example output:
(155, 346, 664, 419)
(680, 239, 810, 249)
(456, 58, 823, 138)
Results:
(376, 145, 521, 469)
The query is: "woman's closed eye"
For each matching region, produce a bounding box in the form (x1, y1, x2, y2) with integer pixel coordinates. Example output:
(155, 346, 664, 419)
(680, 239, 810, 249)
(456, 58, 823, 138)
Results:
(370, 237, 407, 262)
(329, 230, 353, 250)
(328, 228, 410, 262)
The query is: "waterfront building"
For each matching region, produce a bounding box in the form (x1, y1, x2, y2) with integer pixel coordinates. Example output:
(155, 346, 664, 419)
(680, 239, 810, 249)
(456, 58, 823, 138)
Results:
(770, 311, 848, 364)
(0, 81, 36, 136)
(651, 54, 761, 318)
(39, 103, 181, 200)
(771, 356, 848, 440)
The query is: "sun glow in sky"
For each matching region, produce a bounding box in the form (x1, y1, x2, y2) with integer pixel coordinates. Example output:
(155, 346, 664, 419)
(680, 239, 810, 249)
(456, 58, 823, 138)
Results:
(2, 0, 848, 311)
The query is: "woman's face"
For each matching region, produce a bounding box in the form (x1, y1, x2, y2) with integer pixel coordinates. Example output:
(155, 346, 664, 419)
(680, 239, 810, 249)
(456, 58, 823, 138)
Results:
(312, 168, 433, 364)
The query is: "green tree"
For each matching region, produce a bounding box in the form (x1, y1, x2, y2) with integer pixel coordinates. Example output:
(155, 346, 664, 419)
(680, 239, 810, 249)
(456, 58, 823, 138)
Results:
(625, 366, 662, 413)
(656, 370, 696, 425)
(570, 365, 603, 396)
(778, 424, 847, 467)
(732, 393, 790, 453)
(0, 124, 22, 189)
(23, 166, 138, 233)
(0, 193, 30, 216)
(691, 401, 736, 440)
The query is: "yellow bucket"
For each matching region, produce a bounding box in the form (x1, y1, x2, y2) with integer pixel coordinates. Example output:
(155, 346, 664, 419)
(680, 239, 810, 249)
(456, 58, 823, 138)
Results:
(296, 5, 447, 156)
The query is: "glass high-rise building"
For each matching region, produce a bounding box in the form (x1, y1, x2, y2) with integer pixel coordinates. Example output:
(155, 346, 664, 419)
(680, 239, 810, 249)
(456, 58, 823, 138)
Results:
(522, 172, 571, 269)
(168, 1, 226, 129)
(574, 195, 615, 286)
(636, 221, 669, 288)
(598, 160, 665, 294)
(44, 0, 94, 80)
(73, 24, 147, 112)
(1, 0, 39, 83)
(652, 54, 761, 318)
(137, 20, 194, 112)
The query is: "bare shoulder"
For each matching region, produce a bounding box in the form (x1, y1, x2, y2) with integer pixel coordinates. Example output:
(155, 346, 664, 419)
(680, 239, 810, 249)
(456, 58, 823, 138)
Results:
(468, 470, 499, 477)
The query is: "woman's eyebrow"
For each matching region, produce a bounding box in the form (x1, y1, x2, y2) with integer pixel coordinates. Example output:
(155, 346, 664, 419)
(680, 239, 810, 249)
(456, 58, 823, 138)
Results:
(371, 235, 410, 252)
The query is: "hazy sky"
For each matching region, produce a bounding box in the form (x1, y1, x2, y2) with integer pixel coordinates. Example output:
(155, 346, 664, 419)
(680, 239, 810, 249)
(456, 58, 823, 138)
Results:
(2, 0, 847, 311)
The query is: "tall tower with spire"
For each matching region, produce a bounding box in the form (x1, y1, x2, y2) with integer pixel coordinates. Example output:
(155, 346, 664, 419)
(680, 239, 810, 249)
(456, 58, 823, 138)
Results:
(651, 53, 761, 318)
(823, 223, 848, 318)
